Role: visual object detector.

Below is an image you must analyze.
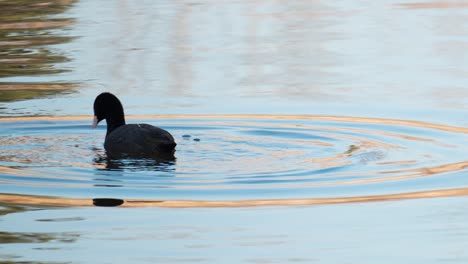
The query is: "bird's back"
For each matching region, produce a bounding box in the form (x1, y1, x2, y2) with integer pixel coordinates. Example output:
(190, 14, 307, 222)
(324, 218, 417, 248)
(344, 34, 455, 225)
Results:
(104, 124, 176, 158)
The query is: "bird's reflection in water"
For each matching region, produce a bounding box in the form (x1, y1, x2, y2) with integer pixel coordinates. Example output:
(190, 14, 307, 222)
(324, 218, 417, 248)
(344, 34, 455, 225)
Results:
(92, 147, 176, 173)
(91, 149, 177, 206)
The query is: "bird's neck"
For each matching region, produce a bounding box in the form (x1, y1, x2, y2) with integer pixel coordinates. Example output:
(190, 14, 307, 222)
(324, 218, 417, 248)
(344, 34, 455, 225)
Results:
(105, 116, 126, 136)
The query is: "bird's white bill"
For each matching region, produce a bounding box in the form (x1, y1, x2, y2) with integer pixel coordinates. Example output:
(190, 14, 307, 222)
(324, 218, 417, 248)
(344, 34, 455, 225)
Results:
(92, 116, 98, 128)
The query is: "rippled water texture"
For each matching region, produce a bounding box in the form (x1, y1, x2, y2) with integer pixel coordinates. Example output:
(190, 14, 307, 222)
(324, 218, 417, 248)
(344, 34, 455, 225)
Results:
(1, 115, 467, 206)
(1, 0, 468, 263)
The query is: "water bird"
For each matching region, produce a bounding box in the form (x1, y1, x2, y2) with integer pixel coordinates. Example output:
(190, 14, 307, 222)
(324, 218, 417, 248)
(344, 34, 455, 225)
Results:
(92, 92, 176, 158)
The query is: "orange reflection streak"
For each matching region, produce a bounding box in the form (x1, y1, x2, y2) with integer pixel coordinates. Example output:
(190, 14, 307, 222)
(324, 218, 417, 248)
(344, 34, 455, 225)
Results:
(173, 160, 468, 190)
(2, 160, 465, 190)
(0, 115, 466, 189)
(1, 115, 466, 134)
(0, 165, 29, 177)
(0, 20, 73, 30)
(0, 83, 78, 90)
(310, 161, 468, 187)
(2, 187, 468, 208)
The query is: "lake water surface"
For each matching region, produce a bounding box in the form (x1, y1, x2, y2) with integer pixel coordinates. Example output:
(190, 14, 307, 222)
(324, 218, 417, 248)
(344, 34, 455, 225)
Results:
(1, 0, 468, 263)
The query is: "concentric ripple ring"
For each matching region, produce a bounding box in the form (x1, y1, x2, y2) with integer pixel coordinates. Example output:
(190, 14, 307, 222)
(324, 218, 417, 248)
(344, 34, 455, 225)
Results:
(0, 115, 467, 207)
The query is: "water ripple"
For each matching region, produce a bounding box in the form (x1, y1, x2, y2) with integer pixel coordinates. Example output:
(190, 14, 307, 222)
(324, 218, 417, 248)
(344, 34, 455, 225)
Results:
(0, 115, 467, 206)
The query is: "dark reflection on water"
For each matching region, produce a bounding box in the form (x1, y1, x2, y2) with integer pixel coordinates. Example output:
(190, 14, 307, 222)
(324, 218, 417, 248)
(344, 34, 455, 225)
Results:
(0, 0, 77, 107)
(0, 0, 74, 77)
(0, 230, 79, 244)
(0, 204, 78, 264)
(94, 155, 177, 172)
(92, 144, 177, 175)
(0, 203, 30, 217)
(0, 86, 75, 103)
(92, 144, 177, 172)
(0, 203, 79, 257)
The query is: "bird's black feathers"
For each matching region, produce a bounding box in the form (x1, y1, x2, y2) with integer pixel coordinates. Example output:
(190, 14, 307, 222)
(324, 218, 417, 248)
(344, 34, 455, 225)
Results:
(93, 92, 176, 158)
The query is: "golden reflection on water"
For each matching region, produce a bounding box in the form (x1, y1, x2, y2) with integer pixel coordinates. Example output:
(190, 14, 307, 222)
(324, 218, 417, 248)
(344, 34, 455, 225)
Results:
(0, 20, 73, 30)
(0, 83, 78, 91)
(0, 0, 77, 102)
(0, 83, 78, 103)
(152, 160, 468, 190)
(1, 114, 467, 133)
(0, 114, 467, 207)
(2, 187, 468, 208)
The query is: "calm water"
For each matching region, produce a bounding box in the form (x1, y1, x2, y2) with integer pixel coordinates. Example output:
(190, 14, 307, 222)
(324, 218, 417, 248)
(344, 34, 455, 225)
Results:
(1, 0, 468, 263)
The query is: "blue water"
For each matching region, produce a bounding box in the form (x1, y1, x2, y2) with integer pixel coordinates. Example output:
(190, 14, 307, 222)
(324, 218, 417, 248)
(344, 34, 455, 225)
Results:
(1, 0, 468, 263)
(2, 197, 468, 263)
(1, 115, 467, 202)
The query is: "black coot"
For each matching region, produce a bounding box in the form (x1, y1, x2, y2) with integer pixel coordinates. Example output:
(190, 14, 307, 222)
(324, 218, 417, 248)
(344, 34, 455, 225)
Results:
(92, 92, 176, 158)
